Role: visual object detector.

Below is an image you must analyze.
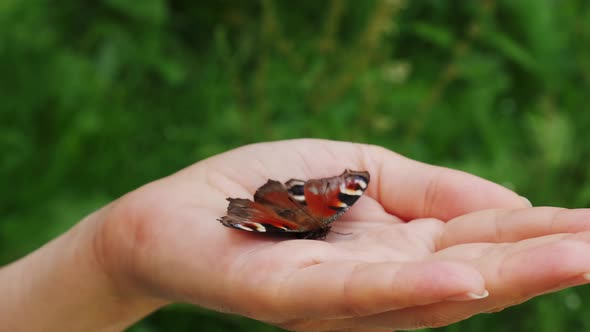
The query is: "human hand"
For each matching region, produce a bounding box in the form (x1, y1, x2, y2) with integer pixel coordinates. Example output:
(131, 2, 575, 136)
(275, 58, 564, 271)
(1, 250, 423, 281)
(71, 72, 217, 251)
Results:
(96, 139, 590, 331)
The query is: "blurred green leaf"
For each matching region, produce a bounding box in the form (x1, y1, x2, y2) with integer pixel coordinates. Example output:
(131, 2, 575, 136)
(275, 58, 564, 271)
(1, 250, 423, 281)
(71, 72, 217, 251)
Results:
(411, 22, 454, 48)
(103, 0, 167, 24)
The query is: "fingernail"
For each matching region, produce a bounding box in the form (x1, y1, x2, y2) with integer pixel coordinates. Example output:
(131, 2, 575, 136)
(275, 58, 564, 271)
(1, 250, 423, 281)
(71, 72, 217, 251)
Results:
(446, 290, 489, 301)
(520, 196, 533, 207)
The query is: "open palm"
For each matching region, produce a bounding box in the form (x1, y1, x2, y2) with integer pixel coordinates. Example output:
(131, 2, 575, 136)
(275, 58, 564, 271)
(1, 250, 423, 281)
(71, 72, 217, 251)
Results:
(99, 139, 590, 331)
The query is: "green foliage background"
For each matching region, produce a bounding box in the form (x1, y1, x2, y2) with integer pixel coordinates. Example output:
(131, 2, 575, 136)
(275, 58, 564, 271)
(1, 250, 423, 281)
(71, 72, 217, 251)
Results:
(2, 0, 590, 330)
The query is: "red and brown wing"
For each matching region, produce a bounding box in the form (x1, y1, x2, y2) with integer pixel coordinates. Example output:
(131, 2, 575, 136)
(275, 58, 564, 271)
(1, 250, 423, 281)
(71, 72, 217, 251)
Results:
(218, 180, 320, 234)
(292, 170, 370, 224)
(218, 170, 370, 238)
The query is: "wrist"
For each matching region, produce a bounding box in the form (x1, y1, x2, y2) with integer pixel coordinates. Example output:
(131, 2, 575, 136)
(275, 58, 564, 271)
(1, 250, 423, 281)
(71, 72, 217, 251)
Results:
(86, 203, 172, 328)
(0, 205, 167, 331)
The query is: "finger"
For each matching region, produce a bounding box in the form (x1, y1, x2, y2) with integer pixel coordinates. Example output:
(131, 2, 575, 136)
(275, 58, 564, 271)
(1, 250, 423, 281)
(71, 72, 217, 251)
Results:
(438, 207, 590, 249)
(199, 139, 529, 221)
(273, 260, 486, 323)
(363, 144, 530, 221)
(309, 232, 590, 330)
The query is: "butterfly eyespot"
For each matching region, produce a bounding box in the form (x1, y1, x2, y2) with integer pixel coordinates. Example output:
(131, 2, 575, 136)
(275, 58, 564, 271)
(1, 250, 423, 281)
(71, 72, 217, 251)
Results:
(340, 182, 365, 196)
(354, 177, 368, 190)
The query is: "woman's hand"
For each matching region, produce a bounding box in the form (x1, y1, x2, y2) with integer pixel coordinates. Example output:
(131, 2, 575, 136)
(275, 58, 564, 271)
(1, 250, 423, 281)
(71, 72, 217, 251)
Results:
(4, 139, 590, 332)
(95, 139, 590, 331)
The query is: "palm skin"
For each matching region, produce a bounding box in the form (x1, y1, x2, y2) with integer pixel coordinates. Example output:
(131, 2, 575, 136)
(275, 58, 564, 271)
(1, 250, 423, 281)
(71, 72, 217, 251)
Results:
(96, 139, 590, 331)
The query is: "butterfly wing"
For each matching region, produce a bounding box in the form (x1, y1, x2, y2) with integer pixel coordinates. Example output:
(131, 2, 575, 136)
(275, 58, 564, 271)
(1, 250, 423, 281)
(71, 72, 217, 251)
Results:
(219, 180, 320, 234)
(292, 169, 370, 224)
(219, 170, 370, 239)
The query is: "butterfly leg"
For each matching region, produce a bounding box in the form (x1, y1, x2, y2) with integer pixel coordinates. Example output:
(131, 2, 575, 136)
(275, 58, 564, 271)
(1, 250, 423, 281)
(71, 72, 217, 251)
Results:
(298, 226, 332, 240)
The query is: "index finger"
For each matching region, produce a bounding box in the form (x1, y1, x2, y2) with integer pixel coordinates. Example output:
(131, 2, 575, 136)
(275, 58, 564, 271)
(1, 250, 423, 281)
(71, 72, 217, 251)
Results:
(199, 139, 530, 221)
(360, 144, 530, 221)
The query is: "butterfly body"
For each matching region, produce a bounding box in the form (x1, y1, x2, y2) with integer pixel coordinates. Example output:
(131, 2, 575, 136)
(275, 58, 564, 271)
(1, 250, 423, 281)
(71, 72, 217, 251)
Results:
(219, 170, 370, 239)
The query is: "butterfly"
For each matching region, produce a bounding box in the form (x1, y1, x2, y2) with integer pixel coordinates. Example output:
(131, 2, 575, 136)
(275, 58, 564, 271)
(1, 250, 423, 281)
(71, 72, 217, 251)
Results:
(218, 169, 370, 239)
